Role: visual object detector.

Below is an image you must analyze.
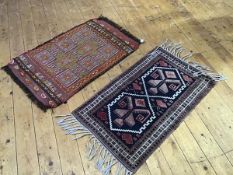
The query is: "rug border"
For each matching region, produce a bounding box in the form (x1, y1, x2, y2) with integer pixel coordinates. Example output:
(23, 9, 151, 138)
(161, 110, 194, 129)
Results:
(2, 65, 49, 111)
(72, 47, 216, 172)
(3, 16, 143, 110)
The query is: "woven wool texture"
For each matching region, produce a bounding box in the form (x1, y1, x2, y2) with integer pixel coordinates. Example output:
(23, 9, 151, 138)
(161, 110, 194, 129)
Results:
(4, 17, 141, 109)
(58, 41, 224, 174)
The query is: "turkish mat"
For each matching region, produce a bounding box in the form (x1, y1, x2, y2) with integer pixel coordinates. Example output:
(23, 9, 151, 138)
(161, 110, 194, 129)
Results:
(57, 41, 224, 175)
(3, 16, 143, 110)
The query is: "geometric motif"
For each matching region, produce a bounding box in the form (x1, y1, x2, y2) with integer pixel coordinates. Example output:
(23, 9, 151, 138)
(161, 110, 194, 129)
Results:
(72, 46, 216, 173)
(5, 17, 141, 109)
(111, 96, 151, 130)
(104, 66, 188, 145)
(102, 66, 189, 144)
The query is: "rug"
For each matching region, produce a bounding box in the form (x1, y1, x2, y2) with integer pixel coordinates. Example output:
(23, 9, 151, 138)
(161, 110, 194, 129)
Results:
(3, 16, 143, 110)
(57, 41, 224, 175)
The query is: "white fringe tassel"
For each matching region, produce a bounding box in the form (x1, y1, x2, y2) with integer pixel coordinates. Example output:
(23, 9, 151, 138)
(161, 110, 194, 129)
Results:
(57, 114, 133, 175)
(159, 40, 225, 81)
(56, 41, 225, 175)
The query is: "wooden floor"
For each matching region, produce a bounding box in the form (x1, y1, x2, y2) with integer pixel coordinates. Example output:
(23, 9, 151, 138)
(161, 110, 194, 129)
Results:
(0, 0, 233, 174)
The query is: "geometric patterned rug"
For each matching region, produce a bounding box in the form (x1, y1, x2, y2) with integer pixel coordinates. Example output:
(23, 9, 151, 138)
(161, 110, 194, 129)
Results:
(57, 41, 224, 175)
(3, 16, 142, 110)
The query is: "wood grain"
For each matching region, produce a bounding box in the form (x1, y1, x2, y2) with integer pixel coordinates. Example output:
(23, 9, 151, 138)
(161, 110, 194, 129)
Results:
(0, 0, 232, 174)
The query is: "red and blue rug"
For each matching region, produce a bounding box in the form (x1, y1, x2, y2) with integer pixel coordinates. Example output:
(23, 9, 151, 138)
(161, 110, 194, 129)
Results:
(58, 41, 224, 175)
(3, 16, 142, 110)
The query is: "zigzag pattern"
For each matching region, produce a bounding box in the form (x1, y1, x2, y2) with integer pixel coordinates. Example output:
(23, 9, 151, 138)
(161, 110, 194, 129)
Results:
(107, 66, 187, 134)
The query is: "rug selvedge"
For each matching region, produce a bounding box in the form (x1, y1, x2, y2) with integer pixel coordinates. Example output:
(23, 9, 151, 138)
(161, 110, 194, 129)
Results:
(57, 40, 224, 175)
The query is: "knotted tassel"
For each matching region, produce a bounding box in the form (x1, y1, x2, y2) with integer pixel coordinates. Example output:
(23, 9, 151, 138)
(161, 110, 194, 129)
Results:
(159, 40, 225, 81)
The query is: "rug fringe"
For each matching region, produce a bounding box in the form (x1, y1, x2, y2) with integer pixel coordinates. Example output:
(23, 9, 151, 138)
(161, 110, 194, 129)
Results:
(57, 114, 133, 175)
(159, 40, 225, 81)
(1, 65, 49, 111)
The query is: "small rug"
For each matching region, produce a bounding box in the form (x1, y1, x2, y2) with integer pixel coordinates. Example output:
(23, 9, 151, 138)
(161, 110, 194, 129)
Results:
(3, 16, 143, 109)
(57, 41, 224, 175)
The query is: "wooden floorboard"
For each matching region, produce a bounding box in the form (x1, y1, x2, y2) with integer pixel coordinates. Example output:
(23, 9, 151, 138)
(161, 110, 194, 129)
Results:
(0, 0, 232, 174)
